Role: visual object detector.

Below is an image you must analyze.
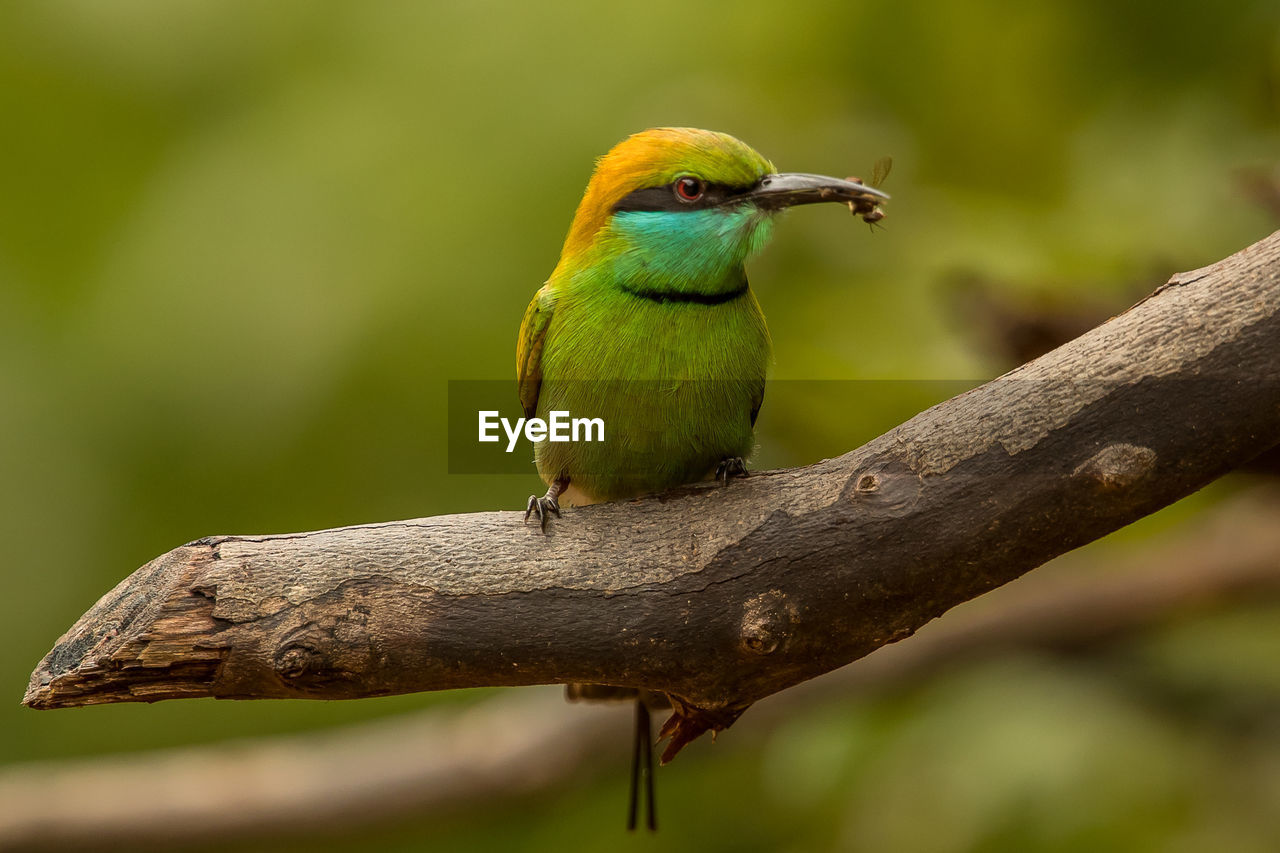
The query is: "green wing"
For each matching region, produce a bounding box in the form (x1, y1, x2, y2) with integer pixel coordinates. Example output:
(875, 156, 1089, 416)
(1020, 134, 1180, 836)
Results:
(516, 283, 557, 420)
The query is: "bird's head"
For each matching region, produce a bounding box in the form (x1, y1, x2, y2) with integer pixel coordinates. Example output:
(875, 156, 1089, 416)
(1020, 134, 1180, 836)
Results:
(554, 127, 888, 299)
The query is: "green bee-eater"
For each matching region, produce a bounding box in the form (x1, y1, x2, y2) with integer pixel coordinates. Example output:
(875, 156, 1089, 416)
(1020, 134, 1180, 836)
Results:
(518, 127, 887, 524)
(514, 127, 887, 830)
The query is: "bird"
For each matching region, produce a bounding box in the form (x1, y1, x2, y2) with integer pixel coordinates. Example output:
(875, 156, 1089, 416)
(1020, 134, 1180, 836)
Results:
(515, 127, 888, 830)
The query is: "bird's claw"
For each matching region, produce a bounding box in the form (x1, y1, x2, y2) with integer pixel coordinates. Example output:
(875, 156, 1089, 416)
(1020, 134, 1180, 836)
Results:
(524, 493, 561, 533)
(715, 456, 748, 482)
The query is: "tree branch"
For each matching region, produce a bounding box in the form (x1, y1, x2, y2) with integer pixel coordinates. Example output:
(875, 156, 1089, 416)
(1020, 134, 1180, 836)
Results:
(8, 485, 1280, 852)
(24, 230, 1280, 758)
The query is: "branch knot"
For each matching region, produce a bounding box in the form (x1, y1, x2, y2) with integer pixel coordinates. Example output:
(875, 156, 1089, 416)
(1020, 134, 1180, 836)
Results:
(739, 589, 797, 656)
(1073, 443, 1157, 491)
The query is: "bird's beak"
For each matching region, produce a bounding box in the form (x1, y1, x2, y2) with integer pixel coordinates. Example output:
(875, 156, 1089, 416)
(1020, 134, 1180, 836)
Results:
(742, 172, 890, 211)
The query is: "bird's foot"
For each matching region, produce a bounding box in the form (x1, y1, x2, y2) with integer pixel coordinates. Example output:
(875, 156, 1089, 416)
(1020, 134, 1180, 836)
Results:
(524, 493, 561, 533)
(715, 456, 748, 483)
(524, 479, 567, 533)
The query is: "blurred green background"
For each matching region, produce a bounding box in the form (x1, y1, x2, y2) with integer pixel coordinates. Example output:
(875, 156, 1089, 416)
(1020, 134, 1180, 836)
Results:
(2, 1, 1279, 850)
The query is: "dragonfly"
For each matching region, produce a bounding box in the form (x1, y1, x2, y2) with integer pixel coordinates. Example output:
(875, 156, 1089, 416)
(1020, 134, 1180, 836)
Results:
(846, 155, 892, 227)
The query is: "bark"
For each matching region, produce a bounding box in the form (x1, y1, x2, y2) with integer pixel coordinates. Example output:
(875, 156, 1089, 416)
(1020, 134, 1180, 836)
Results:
(7, 486, 1280, 852)
(24, 230, 1280, 760)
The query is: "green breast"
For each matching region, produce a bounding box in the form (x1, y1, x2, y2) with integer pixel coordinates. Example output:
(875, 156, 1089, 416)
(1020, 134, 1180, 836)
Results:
(534, 283, 770, 501)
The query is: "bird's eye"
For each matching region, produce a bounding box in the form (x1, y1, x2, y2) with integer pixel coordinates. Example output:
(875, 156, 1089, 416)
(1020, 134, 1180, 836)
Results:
(674, 176, 705, 202)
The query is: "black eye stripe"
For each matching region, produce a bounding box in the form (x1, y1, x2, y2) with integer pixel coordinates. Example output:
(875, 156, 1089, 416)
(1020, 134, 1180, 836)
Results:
(611, 181, 755, 214)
